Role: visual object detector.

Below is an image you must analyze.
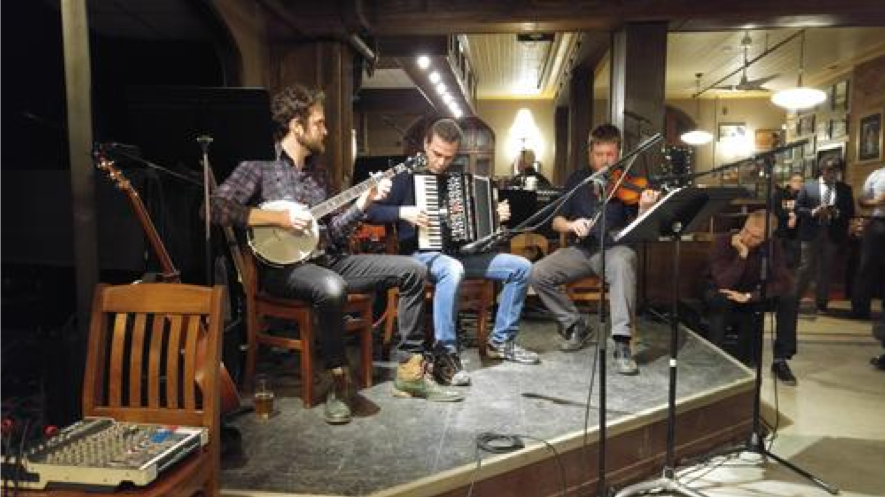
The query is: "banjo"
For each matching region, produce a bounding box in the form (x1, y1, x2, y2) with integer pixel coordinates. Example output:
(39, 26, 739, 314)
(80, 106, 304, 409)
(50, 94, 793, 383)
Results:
(248, 154, 425, 266)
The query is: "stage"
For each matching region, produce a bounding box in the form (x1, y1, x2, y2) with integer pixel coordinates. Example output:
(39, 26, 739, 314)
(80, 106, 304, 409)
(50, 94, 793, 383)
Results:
(220, 316, 755, 497)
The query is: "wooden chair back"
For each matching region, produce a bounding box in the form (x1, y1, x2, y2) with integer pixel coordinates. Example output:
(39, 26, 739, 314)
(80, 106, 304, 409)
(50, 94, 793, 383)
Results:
(79, 282, 225, 497)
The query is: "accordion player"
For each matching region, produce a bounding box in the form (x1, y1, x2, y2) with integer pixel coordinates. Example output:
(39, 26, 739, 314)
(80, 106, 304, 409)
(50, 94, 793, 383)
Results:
(414, 172, 500, 253)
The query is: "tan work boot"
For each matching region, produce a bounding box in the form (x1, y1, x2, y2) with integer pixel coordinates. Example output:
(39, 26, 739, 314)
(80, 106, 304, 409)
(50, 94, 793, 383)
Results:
(324, 367, 353, 424)
(393, 354, 464, 402)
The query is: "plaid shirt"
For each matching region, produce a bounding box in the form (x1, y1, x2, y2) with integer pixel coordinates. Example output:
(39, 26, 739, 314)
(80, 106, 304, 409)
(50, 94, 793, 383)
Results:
(210, 150, 365, 251)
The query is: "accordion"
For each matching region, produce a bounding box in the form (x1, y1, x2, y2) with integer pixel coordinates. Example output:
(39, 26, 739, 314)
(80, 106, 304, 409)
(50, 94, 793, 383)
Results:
(414, 172, 499, 253)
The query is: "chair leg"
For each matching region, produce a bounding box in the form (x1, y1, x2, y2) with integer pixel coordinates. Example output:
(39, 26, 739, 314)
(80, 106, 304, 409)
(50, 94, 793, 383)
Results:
(244, 307, 260, 390)
(300, 320, 315, 407)
(381, 288, 398, 360)
(361, 322, 373, 388)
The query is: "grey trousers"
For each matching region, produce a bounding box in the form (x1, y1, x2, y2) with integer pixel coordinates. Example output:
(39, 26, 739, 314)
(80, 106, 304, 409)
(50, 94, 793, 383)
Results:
(530, 244, 637, 338)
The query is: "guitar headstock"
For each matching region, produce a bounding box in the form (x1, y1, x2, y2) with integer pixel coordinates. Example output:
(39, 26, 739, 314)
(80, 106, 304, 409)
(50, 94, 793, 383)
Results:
(93, 146, 132, 192)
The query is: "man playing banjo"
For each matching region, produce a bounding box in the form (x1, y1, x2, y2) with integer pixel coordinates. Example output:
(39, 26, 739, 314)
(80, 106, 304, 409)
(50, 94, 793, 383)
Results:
(211, 84, 463, 425)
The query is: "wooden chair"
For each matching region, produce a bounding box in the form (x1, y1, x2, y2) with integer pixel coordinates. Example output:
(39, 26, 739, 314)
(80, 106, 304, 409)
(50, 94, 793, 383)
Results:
(374, 225, 496, 358)
(30, 283, 226, 497)
(241, 250, 374, 407)
(380, 280, 495, 358)
(511, 232, 605, 309)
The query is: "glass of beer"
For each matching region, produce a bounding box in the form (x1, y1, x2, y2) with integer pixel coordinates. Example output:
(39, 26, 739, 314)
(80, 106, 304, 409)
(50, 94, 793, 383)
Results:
(253, 374, 274, 420)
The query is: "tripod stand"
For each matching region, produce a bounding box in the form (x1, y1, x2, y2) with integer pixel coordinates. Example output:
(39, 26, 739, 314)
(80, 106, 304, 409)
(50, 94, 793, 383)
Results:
(614, 186, 746, 497)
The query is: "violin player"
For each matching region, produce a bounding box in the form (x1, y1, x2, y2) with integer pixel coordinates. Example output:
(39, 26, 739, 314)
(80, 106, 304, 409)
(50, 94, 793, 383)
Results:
(530, 124, 661, 375)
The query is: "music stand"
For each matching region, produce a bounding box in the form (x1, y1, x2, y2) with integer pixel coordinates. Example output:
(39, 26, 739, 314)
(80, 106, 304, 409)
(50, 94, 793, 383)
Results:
(612, 186, 747, 497)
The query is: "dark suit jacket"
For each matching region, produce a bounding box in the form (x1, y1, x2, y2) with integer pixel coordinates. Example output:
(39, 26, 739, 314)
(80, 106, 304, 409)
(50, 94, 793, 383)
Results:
(795, 179, 854, 243)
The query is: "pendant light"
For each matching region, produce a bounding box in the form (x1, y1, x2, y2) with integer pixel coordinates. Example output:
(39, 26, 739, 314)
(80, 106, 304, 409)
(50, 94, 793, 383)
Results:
(771, 30, 827, 110)
(681, 73, 713, 146)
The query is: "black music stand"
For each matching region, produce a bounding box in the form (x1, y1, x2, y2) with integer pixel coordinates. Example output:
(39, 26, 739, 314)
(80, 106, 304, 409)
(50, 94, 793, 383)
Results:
(612, 186, 746, 497)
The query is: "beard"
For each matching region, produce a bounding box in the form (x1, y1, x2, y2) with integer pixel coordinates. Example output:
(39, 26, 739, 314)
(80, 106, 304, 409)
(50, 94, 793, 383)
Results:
(298, 133, 325, 155)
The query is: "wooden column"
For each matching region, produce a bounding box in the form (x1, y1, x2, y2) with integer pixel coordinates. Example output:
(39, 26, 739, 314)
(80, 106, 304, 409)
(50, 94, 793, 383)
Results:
(270, 40, 356, 189)
(61, 0, 98, 336)
(567, 61, 593, 174)
(610, 22, 667, 174)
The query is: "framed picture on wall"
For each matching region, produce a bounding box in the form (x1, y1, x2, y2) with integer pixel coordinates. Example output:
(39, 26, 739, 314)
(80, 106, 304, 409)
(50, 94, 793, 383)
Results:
(816, 119, 830, 141)
(858, 111, 883, 163)
(831, 80, 849, 111)
(798, 113, 816, 136)
(718, 122, 746, 141)
(829, 118, 848, 140)
(754, 129, 780, 150)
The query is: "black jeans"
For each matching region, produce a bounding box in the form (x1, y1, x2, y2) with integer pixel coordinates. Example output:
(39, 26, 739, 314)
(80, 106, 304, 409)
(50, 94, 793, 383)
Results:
(851, 218, 885, 315)
(703, 288, 798, 361)
(262, 253, 427, 369)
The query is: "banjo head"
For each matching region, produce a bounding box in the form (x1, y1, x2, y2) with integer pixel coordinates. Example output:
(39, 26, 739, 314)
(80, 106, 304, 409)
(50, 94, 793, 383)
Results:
(248, 200, 319, 266)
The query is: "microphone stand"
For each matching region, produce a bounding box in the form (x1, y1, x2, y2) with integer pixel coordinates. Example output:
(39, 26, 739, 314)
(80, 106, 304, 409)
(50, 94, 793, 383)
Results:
(690, 148, 839, 495)
(627, 140, 837, 496)
(198, 135, 214, 286)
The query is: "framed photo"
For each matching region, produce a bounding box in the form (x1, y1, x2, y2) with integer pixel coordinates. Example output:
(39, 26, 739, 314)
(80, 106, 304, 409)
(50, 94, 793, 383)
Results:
(718, 122, 746, 141)
(831, 80, 849, 111)
(816, 119, 830, 141)
(858, 111, 883, 163)
(754, 129, 780, 150)
(829, 118, 848, 140)
(798, 113, 816, 136)
(816, 143, 845, 173)
(803, 135, 817, 158)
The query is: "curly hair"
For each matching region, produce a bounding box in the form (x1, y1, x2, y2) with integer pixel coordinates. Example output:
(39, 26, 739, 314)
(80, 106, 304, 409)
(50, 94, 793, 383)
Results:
(588, 124, 621, 150)
(425, 118, 464, 145)
(271, 85, 325, 140)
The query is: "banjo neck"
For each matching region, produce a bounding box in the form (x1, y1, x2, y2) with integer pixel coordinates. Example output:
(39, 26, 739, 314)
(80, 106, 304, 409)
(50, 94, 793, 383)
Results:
(309, 159, 413, 219)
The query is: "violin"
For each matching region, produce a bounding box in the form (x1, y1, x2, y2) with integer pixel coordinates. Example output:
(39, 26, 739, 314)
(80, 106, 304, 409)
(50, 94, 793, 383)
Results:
(606, 169, 650, 205)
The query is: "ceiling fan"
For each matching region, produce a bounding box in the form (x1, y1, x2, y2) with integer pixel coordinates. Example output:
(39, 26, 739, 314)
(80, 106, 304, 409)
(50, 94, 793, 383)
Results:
(714, 32, 778, 92)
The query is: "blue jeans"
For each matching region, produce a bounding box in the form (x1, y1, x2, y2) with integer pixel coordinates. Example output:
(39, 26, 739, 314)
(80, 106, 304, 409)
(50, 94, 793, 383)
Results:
(411, 251, 531, 351)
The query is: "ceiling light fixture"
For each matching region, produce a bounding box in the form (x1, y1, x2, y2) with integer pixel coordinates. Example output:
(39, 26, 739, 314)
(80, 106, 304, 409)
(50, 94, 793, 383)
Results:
(771, 30, 827, 110)
(435, 82, 447, 95)
(681, 73, 713, 146)
(416, 55, 430, 70)
(429, 71, 441, 84)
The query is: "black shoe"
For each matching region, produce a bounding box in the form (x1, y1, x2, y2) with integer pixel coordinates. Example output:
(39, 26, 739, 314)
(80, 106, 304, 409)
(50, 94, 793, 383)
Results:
(560, 322, 594, 352)
(870, 354, 885, 371)
(771, 360, 797, 386)
(430, 343, 471, 386)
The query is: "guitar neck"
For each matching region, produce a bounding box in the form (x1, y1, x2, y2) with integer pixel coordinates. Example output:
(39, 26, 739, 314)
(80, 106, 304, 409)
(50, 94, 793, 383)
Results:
(126, 189, 181, 283)
(309, 166, 400, 219)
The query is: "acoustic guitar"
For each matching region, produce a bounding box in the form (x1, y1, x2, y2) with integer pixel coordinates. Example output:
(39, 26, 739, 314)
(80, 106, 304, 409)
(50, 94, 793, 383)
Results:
(94, 151, 242, 415)
(248, 154, 426, 266)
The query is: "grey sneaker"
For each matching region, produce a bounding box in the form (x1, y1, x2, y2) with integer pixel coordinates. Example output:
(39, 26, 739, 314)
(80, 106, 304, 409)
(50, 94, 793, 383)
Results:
(487, 340, 540, 364)
(613, 342, 639, 375)
(393, 354, 465, 402)
(560, 322, 595, 352)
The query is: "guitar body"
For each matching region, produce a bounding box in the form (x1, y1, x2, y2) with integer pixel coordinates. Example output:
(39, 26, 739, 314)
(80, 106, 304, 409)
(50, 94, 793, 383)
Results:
(248, 200, 321, 266)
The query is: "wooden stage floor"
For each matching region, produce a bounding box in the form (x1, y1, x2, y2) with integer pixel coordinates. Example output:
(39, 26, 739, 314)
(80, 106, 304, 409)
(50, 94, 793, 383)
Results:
(220, 316, 755, 497)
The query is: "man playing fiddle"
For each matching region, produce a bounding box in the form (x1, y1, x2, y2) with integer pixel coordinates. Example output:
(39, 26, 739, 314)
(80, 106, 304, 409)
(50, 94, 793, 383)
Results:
(530, 124, 660, 375)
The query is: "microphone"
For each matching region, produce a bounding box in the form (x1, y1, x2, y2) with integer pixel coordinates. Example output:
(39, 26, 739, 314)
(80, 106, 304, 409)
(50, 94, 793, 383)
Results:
(459, 229, 506, 255)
